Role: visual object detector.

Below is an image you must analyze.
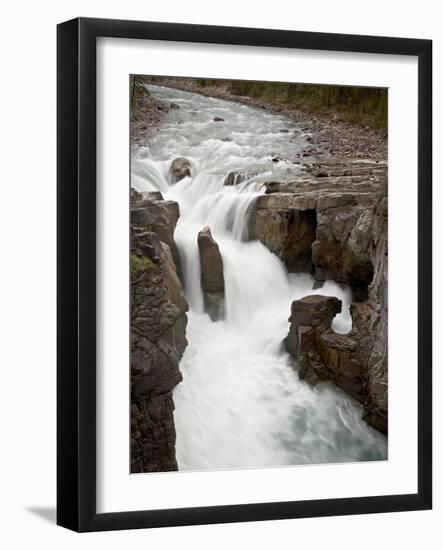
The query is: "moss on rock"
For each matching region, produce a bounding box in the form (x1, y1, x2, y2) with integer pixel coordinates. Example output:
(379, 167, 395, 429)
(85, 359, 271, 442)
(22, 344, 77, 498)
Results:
(131, 253, 154, 283)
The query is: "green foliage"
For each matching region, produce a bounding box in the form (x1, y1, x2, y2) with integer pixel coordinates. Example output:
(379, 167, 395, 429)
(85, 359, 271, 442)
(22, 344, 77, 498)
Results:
(130, 75, 151, 109)
(131, 253, 154, 283)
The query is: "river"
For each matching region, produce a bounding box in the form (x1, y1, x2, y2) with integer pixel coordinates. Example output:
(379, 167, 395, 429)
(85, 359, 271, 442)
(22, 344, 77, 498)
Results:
(131, 84, 387, 471)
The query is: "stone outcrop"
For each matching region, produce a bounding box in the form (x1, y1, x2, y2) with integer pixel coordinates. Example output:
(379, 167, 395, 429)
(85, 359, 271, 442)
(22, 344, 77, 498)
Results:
(169, 157, 191, 183)
(248, 195, 317, 272)
(284, 194, 388, 435)
(350, 195, 388, 432)
(285, 295, 363, 403)
(285, 291, 387, 434)
(249, 159, 387, 300)
(131, 191, 179, 250)
(197, 227, 225, 321)
(130, 190, 188, 473)
(254, 159, 389, 433)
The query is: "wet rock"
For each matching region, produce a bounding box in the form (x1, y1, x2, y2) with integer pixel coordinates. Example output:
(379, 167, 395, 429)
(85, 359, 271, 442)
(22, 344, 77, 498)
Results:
(170, 102, 180, 109)
(224, 170, 258, 186)
(285, 295, 364, 403)
(250, 160, 387, 300)
(248, 194, 317, 272)
(169, 157, 191, 183)
(130, 194, 188, 473)
(253, 162, 387, 433)
(140, 191, 164, 201)
(197, 227, 225, 321)
(285, 214, 388, 438)
(213, 116, 225, 122)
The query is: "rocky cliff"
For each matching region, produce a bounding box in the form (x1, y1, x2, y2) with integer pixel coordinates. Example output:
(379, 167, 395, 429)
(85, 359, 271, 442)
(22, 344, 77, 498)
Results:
(248, 159, 388, 433)
(130, 190, 188, 472)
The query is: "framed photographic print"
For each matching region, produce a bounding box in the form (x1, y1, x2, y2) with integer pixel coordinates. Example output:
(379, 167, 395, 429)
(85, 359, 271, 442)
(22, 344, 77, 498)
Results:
(57, 17, 432, 531)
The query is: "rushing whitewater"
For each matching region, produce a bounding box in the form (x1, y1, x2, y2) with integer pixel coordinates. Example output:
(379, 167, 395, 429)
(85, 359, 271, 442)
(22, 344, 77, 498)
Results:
(132, 84, 387, 470)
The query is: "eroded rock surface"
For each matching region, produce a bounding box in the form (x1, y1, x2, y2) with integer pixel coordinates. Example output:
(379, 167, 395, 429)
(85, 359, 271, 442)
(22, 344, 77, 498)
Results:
(224, 170, 258, 187)
(169, 157, 191, 183)
(285, 295, 363, 403)
(130, 191, 188, 472)
(249, 159, 387, 300)
(256, 160, 389, 434)
(249, 196, 317, 272)
(285, 200, 388, 438)
(197, 227, 225, 321)
(131, 191, 179, 250)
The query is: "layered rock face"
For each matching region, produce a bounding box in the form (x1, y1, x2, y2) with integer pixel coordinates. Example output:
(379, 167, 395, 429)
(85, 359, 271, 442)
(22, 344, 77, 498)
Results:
(224, 170, 258, 187)
(250, 159, 388, 433)
(130, 190, 188, 472)
(197, 227, 225, 321)
(248, 196, 317, 272)
(285, 295, 363, 404)
(169, 157, 191, 183)
(350, 195, 388, 432)
(249, 159, 386, 299)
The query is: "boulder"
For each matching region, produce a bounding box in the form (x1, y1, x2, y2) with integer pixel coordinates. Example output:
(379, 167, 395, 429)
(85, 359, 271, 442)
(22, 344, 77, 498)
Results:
(213, 116, 225, 122)
(197, 227, 225, 321)
(169, 157, 191, 183)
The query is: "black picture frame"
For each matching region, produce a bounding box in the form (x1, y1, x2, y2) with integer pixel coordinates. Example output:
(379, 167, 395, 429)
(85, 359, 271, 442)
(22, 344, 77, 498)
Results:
(57, 17, 432, 532)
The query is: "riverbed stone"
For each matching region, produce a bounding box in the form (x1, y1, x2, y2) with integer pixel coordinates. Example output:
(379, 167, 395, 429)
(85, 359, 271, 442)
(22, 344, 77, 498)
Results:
(197, 226, 225, 321)
(130, 192, 188, 473)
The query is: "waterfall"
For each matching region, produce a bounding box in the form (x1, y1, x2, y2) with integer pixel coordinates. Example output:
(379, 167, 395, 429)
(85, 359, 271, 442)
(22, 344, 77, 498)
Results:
(132, 84, 387, 471)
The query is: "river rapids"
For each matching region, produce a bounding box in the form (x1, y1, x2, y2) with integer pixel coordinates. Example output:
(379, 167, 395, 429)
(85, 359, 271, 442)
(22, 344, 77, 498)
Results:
(131, 84, 387, 471)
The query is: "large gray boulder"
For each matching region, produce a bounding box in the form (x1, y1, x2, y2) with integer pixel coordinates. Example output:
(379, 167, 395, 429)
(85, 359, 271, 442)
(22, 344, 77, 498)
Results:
(169, 157, 191, 183)
(197, 227, 225, 321)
